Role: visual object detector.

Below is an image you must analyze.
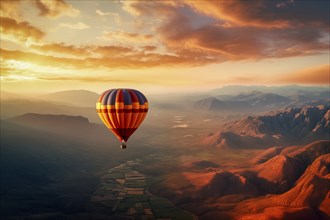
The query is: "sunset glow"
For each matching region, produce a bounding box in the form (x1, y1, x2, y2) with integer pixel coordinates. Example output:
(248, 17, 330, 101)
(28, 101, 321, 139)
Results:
(1, 0, 329, 94)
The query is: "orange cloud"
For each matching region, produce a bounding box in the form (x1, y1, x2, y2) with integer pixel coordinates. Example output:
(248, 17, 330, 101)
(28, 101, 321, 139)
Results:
(184, 0, 329, 29)
(1, 47, 208, 71)
(159, 17, 328, 61)
(0, 0, 22, 21)
(280, 65, 330, 85)
(1, 0, 328, 71)
(121, 0, 329, 61)
(30, 43, 91, 57)
(142, 45, 157, 52)
(184, 0, 290, 28)
(33, 0, 79, 18)
(122, 1, 177, 17)
(102, 31, 153, 43)
(29, 43, 135, 58)
(0, 17, 45, 43)
(91, 45, 134, 57)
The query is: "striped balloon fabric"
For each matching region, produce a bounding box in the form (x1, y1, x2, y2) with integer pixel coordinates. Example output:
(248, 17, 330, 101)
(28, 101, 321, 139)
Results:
(96, 88, 148, 149)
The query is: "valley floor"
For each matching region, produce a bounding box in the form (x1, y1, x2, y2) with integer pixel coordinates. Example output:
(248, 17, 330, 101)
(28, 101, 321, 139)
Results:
(90, 159, 197, 220)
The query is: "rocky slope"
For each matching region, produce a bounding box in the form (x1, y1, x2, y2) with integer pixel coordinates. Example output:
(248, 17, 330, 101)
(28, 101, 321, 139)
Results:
(236, 153, 330, 220)
(182, 141, 330, 219)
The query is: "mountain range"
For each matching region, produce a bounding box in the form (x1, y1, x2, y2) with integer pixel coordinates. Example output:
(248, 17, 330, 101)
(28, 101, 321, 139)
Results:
(182, 140, 330, 220)
(235, 141, 330, 220)
(0, 98, 100, 123)
(1, 86, 329, 220)
(2, 85, 329, 120)
(203, 104, 330, 149)
(194, 91, 292, 112)
(209, 85, 329, 96)
(194, 90, 329, 112)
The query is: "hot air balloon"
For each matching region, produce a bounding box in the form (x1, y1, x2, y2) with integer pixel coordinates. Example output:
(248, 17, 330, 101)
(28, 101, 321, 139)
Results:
(96, 88, 148, 149)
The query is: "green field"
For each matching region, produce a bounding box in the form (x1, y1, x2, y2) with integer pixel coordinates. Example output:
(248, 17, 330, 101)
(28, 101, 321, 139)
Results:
(90, 159, 196, 220)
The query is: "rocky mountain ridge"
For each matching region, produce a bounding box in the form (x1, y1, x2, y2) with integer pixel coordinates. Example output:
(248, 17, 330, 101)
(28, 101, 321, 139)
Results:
(204, 105, 330, 149)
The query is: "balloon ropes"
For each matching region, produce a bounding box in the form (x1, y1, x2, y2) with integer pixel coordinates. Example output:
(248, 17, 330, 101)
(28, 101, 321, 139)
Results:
(96, 88, 148, 149)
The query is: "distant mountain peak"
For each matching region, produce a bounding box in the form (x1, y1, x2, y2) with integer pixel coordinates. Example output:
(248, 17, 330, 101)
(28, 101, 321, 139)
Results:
(10, 113, 90, 125)
(194, 90, 292, 112)
(41, 90, 100, 107)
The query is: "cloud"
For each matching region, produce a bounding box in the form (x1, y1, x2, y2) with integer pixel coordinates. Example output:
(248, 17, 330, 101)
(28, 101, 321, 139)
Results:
(33, 0, 79, 18)
(95, 9, 120, 23)
(122, 1, 177, 17)
(0, 0, 22, 21)
(276, 0, 294, 9)
(37, 76, 138, 83)
(0, 47, 202, 71)
(120, 0, 328, 62)
(59, 22, 90, 30)
(91, 45, 134, 57)
(1, 0, 328, 71)
(184, 0, 329, 28)
(96, 9, 108, 16)
(142, 45, 157, 52)
(159, 21, 324, 61)
(0, 75, 37, 82)
(279, 65, 330, 85)
(1, 48, 84, 69)
(0, 60, 130, 83)
(30, 43, 91, 57)
(29, 43, 135, 59)
(156, 4, 329, 61)
(102, 31, 153, 43)
(183, 0, 289, 28)
(0, 17, 45, 43)
(95, 9, 114, 17)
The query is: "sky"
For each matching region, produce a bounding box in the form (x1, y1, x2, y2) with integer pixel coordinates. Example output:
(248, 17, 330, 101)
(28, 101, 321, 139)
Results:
(0, 0, 329, 95)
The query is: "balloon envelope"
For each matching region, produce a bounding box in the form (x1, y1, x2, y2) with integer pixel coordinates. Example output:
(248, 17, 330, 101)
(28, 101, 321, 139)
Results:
(96, 89, 148, 144)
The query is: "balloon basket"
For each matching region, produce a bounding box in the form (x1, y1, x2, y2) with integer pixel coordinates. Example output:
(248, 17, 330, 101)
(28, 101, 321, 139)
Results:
(121, 141, 127, 149)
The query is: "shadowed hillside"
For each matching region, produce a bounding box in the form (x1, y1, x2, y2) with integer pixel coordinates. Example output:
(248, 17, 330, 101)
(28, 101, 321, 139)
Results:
(0, 114, 156, 219)
(0, 99, 100, 123)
